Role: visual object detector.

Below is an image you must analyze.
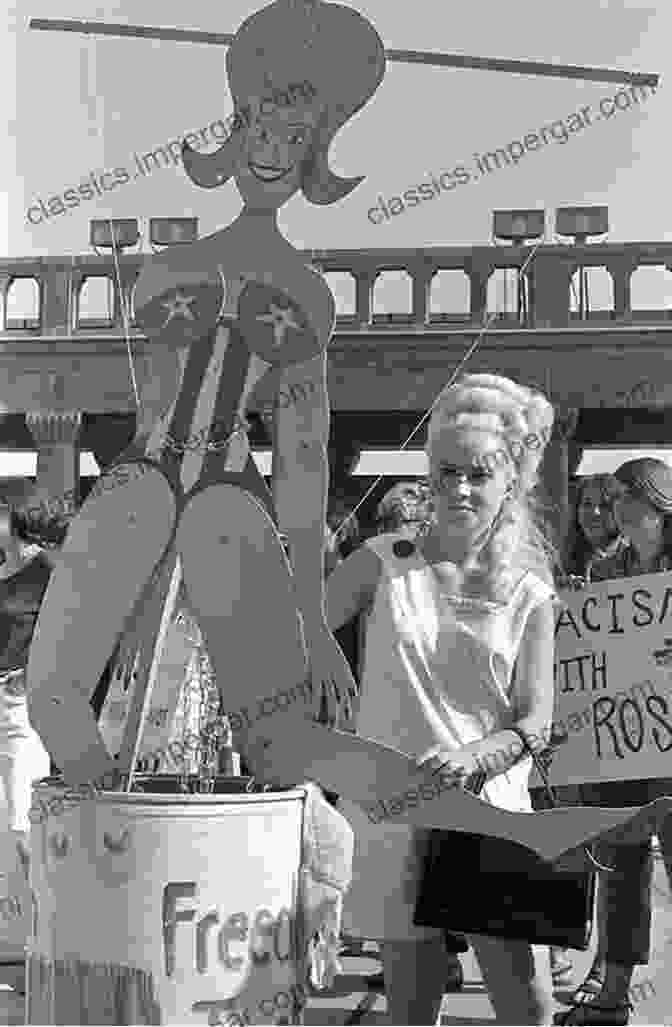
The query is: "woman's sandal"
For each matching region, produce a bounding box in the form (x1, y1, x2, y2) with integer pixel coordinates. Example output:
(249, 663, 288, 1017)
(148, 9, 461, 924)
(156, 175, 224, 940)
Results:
(562, 966, 606, 1006)
(553, 1000, 633, 1025)
(551, 955, 575, 989)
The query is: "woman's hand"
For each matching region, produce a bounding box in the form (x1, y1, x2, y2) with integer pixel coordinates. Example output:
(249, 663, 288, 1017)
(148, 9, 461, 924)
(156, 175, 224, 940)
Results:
(416, 743, 485, 790)
(306, 624, 358, 728)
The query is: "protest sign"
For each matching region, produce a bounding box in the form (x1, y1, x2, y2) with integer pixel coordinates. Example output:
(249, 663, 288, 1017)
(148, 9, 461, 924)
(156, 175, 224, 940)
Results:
(533, 571, 672, 786)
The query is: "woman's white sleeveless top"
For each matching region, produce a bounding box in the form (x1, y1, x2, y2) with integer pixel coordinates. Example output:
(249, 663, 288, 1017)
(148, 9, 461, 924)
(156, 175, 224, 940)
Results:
(342, 532, 555, 941)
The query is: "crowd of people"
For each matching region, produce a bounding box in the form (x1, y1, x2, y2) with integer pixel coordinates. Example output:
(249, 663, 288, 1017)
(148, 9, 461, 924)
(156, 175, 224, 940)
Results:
(0, 373, 671, 1024)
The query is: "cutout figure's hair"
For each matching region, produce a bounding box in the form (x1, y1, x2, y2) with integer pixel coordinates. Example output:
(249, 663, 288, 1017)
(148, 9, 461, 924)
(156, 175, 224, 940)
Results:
(182, 0, 385, 203)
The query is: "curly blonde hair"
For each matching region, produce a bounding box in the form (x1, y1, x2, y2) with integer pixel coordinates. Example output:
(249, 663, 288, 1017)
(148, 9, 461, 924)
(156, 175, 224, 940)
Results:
(426, 374, 556, 601)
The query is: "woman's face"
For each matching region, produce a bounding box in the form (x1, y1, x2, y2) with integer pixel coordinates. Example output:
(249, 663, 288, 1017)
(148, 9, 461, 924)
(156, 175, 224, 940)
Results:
(577, 482, 617, 548)
(614, 486, 662, 543)
(429, 430, 513, 537)
(234, 88, 320, 210)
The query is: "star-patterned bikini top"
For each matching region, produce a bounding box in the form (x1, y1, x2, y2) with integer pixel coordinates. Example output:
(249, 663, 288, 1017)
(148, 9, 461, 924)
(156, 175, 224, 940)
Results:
(132, 262, 325, 476)
(135, 263, 322, 368)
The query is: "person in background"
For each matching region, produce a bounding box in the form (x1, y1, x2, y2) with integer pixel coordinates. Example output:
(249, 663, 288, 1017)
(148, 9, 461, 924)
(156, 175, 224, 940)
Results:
(0, 499, 63, 994)
(564, 474, 627, 585)
(374, 481, 433, 541)
(327, 375, 557, 1025)
(535, 474, 626, 992)
(556, 458, 672, 1026)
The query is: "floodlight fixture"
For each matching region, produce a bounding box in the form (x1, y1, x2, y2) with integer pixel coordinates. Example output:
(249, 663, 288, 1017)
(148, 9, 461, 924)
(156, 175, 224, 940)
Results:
(149, 217, 199, 249)
(89, 219, 140, 253)
(492, 210, 546, 244)
(555, 206, 609, 243)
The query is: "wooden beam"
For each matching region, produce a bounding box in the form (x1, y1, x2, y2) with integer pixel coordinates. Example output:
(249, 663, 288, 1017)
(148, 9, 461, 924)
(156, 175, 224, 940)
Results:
(28, 18, 659, 87)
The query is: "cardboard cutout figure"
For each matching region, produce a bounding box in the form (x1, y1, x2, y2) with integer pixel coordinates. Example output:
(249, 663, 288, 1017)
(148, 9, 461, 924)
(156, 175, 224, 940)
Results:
(24, 0, 672, 866)
(27, 0, 383, 786)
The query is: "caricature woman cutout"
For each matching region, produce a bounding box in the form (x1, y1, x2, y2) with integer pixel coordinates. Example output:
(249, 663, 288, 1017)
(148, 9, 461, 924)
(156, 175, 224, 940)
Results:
(26, 0, 386, 787)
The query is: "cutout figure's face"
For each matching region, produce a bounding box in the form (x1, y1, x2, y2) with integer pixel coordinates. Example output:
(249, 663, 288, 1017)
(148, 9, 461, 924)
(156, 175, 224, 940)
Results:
(234, 87, 320, 209)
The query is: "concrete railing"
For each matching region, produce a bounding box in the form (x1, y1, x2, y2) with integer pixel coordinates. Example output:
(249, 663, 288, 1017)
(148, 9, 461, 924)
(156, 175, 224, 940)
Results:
(1, 242, 672, 337)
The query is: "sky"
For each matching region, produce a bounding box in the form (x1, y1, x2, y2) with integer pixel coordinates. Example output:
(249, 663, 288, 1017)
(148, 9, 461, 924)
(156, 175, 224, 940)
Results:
(1, 0, 671, 477)
(2, 0, 669, 259)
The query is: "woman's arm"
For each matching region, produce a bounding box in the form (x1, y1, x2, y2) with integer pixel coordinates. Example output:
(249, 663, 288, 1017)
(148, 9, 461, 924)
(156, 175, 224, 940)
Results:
(463, 598, 555, 771)
(325, 546, 381, 632)
(508, 597, 556, 749)
(419, 598, 555, 781)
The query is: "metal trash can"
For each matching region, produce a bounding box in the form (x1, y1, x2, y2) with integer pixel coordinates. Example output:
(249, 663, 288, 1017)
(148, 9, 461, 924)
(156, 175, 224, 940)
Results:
(28, 783, 307, 1025)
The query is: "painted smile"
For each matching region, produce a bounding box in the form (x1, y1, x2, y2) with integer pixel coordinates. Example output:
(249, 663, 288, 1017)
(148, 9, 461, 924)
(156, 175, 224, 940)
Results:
(248, 162, 293, 182)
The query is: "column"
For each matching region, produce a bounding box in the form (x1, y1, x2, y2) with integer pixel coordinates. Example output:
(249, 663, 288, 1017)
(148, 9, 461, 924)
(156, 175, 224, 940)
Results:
(25, 411, 82, 511)
(539, 407, 579, 561)
(530, 252, 574, 328)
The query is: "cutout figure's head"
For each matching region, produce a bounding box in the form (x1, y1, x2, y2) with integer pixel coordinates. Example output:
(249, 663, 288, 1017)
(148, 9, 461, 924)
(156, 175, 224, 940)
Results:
(181, 0, 385, 211)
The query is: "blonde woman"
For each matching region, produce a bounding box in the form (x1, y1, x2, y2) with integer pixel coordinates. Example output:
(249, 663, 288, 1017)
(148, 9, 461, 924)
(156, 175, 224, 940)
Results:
(326, 374, 557, 1024)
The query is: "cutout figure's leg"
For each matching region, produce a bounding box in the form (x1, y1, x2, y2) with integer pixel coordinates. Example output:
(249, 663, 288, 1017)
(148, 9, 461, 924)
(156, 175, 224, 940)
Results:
(248, 718, 672, 863)
(27, 465, 177, 786)
(175, 484, 310, 761)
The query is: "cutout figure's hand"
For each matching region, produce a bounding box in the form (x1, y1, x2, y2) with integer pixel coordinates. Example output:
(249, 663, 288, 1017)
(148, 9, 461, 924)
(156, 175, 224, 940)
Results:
(306, 625, 358, 729)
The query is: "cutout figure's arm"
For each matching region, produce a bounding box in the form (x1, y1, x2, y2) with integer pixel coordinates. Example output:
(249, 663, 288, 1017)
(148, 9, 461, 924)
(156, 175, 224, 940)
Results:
(273, 351, 359, 724)
(241, 275, 355, 723)
(273, 351, 330, 639)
